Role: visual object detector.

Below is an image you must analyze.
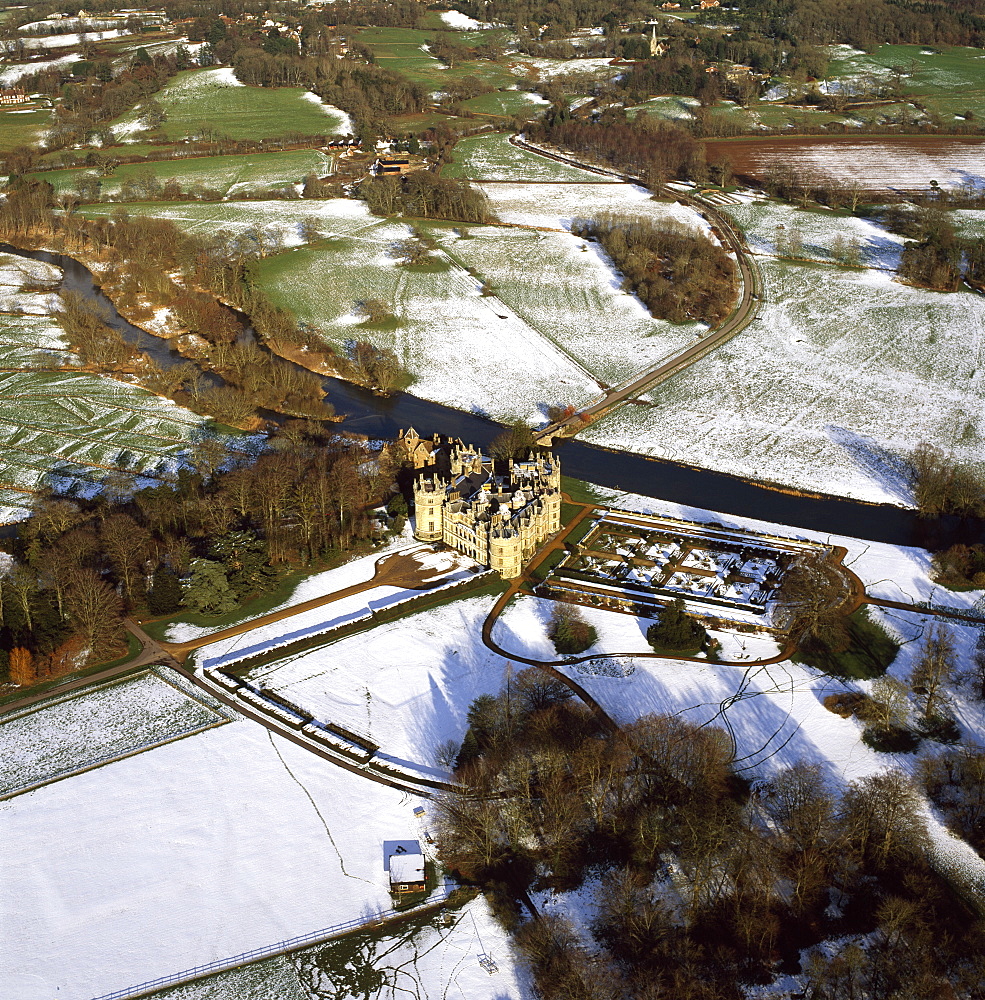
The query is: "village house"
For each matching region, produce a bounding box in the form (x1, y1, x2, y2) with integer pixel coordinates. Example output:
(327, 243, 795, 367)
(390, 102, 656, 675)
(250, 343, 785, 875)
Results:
(400, 429, 562, 579)
(0, 89, 28, 106)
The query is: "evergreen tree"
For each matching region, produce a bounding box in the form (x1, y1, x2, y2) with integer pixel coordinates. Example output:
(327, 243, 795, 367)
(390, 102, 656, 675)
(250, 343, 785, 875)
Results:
(147, 567, 184, 615)
(184, 559, 238, 615)
(646, 598, 707, 652)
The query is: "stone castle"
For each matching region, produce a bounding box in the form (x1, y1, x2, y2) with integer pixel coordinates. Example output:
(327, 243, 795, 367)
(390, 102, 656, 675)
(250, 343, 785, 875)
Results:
(399, 429, 562, 578)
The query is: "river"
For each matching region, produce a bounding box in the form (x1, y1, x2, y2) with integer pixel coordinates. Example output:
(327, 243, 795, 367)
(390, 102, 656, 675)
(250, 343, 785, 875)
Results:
(3, 242, 978, 551)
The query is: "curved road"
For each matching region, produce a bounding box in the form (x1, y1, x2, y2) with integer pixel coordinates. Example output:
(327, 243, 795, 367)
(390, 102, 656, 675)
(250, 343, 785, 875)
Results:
(506, 136, 762, 443)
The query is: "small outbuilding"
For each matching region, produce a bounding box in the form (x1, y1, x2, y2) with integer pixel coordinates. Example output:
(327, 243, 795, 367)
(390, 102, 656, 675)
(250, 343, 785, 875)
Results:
(389, 852, 427, 897)
(384, 840, 427, 897)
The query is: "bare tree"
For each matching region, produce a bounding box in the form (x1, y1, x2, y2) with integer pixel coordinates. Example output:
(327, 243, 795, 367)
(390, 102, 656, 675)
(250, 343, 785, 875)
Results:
(909, 623, 956, 721)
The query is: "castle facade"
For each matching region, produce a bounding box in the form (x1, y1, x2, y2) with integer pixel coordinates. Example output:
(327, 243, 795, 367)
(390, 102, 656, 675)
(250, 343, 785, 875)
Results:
(399, 429, 562, 578)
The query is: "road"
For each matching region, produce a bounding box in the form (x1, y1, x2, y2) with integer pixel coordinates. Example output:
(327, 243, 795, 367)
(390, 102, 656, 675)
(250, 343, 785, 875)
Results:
(157, 547, 455, 662)
(505, 136, 762, 443)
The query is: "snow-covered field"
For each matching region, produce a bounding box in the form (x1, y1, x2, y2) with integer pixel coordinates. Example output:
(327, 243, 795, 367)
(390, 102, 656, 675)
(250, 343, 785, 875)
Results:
(435, 225, 701, 387)
(0, 266, 210, 523)
(0, 671, 224, 796)
(188, 546, 479, 671)
(509, 56, 620, 81)
(734, 139, 985, 192)
(48, 149, 333, 199)
(585, 257, 985, 505)
(724, 195, 906, 269)
(0, 718, 431, 1000)
(152, 894, 528, 1000)
(448, 132, 614, 182)
(0, 53, 74, 85)
(477, 179, 708, 232)
(241, 594, 507, 771)
(82, 198, 364, 246)
(254, 212, 602, 424)
(8, 28, 127, 50)
(439, 10, 483, 30)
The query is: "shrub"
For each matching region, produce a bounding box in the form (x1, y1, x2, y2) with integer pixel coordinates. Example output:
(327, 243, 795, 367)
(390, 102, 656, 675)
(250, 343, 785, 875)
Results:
(916, 713, 961, 744)
(823, 691, 873, 718)
(862, 724, 921, 754)
(548, 603, 597, 655)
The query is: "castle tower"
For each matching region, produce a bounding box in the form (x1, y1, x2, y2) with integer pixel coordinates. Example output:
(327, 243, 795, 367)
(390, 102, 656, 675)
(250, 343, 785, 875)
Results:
(490, 526, 524, 579)
(413, 476, 445, 541)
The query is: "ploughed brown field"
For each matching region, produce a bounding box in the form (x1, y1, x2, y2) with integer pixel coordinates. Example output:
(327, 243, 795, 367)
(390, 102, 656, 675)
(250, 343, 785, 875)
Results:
(703, 134, 985, 192)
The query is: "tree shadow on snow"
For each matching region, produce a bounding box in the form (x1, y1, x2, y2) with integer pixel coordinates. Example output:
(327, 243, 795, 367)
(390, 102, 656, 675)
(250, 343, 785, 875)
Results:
(825, 424, 914, 506)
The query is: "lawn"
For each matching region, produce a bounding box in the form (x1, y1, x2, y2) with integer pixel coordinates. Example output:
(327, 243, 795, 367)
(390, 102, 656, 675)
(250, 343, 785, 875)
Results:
(29, 149, 333, 198)
(111, 68, 350, 142)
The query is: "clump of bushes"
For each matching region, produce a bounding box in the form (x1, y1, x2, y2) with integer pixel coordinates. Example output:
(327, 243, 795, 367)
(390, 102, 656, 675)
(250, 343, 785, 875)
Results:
(547, 603, 597, 655)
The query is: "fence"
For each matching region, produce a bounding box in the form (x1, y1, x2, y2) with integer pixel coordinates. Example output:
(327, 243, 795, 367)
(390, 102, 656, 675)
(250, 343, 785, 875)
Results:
(90, 883, 457, 1000)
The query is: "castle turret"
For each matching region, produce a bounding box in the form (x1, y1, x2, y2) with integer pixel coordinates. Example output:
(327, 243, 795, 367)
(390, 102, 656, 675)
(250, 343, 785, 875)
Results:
(413, 475, 445, 541)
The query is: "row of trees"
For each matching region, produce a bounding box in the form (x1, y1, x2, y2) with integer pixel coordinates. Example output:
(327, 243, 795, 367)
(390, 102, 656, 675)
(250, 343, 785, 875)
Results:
(0, 420, 396, 684)
(909, 442, 985, 518)
(437, 665, 985, 998)
(572, 213, 738, 325)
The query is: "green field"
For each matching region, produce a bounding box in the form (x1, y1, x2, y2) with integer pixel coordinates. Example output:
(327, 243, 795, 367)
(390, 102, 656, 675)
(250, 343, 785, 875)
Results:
(626, 94, 700, 122)
(0, 106, 51, 152)
(78, 199, 368, 246)
(461, 89, 545, 118)
(354, 25, 516, 90)
(825, 44, 985, 121)
(443, 132, 607, 181)
(112, 68, 349, 142)
(30, 149, 332, 198)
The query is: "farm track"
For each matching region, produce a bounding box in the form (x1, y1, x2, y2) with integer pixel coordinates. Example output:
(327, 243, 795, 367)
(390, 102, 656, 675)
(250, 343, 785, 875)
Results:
(502, 136, 762, 443)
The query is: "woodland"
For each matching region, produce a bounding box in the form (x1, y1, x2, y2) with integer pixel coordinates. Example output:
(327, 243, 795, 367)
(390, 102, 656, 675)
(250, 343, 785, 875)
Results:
(437, 663, 985, 1000)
